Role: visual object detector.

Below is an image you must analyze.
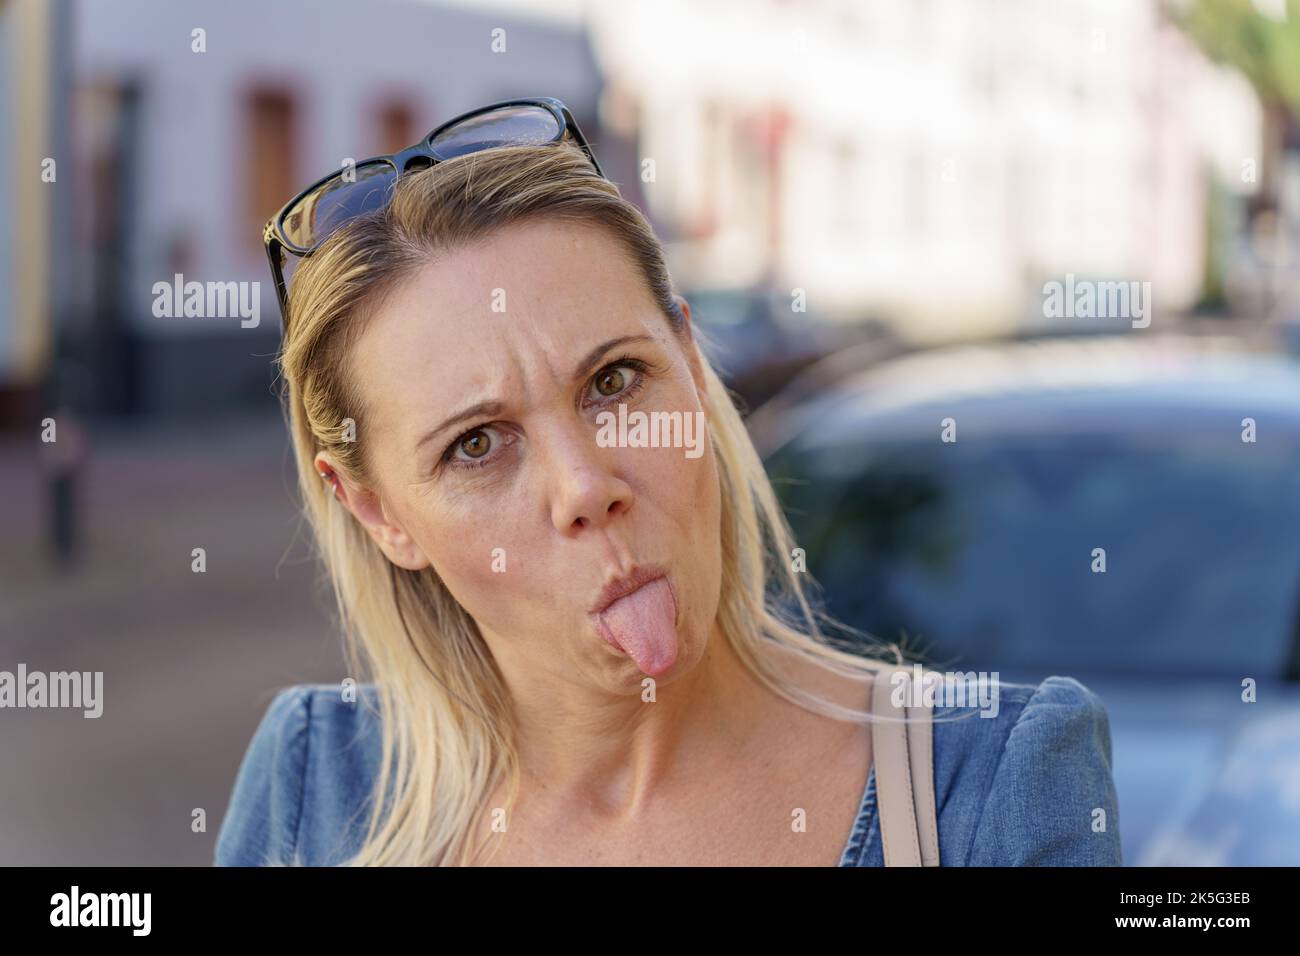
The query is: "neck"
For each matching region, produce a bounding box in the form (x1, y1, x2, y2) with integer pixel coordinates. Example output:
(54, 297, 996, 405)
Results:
(490, 618, 781, 822)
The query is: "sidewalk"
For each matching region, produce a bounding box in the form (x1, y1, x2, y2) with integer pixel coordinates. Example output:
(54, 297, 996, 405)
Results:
(0, 414, 348, 864)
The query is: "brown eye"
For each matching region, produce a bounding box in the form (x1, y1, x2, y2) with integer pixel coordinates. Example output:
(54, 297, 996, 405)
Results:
(442, 424, 513, 471)
(595, 367, 627, 397)
(459, 429, 491, 458)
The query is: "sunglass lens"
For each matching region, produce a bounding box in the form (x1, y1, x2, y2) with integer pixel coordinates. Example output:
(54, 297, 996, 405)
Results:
(428, 104, 562, 160)
(280, 160, 397, 251)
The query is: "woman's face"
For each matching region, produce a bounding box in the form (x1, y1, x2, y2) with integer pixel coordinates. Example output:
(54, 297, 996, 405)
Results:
(327, 217, 722, 692)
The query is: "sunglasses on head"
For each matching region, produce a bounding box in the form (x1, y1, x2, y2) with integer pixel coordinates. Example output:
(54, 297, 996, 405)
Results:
(262, 96, 603, 322)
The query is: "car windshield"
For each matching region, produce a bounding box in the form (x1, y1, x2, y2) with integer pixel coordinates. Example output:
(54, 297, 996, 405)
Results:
(766, 425, 1300, 678)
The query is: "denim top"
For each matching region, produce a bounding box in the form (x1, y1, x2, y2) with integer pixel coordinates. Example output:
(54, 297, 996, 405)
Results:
(214, 673, 1122, 866)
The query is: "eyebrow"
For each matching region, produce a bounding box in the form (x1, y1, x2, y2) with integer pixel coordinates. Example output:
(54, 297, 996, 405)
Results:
(414, 334, 655, 452)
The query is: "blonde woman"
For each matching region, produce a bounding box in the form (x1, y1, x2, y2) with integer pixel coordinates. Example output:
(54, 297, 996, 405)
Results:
(214, 98, 1121, 867)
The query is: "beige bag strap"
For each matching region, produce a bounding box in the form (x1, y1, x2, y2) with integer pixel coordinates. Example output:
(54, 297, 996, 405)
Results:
(871, 666, 940, 866)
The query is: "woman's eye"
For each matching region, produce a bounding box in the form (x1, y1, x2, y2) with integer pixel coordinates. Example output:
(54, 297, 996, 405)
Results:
(445, 425, 503, 468)
(458, 429, 492, 459)
(591, 365, 636, 400)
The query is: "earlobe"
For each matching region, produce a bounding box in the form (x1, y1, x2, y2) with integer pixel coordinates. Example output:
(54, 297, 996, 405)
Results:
(315, 456, 431, 571)
(376, 527, 432, 571)
(365, 508, 433, 572)
(359, 493, 431, 571)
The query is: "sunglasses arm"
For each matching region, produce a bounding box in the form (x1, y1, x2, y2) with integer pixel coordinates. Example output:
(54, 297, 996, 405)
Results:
(263, 223, 291, 326)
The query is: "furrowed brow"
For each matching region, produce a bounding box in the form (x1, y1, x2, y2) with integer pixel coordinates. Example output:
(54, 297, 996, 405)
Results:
(416, 400, 504, 452)
(572, 334, 653, 379)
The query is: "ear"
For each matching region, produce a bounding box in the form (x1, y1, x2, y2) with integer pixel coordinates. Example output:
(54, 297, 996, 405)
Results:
(314, 453, 430, 571)
(674, 294, 713, 418)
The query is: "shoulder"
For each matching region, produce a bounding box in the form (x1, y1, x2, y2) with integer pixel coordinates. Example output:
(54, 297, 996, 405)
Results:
(929, 673, 1121, 866)
(213, 683, 384, 866)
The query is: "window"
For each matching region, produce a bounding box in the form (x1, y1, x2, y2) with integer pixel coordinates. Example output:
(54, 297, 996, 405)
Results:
(376, 100, 415, 156)
(767, 411, 1300, 678)
(246, 87, 297, 254)
(834, 138, 862, 238)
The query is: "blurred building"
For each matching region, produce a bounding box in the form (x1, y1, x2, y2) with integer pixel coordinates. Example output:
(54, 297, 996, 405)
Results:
(584, 0, 1262, 340)
(0, 0, 69, 425)
(58, 0, 605, 418)
(0, 0, 1272, 424)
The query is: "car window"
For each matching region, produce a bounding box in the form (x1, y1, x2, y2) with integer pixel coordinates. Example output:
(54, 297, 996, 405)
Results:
(766, 427, 1300, 678)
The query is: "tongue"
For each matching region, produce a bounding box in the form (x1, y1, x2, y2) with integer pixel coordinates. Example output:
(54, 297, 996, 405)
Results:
(598, 578, 679, 677)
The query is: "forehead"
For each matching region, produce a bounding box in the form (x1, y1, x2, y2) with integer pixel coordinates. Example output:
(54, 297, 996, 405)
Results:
(348, 216, 671, 435)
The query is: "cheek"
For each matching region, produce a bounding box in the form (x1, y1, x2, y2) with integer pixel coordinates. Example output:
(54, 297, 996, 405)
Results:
(694, 461, 723, 590)
(411, 488, 543, 630)
(640, 429, 722, 613)
(670, 439, 724, 639)
(683, 431, 721, 535)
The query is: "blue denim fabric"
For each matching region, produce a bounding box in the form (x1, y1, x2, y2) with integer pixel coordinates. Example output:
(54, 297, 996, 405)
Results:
(214, 674, 1121, 866)
(837, 675, 1122, 866)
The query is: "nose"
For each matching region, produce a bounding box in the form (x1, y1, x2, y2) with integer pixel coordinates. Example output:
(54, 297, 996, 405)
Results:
(544, 422, 633, 535)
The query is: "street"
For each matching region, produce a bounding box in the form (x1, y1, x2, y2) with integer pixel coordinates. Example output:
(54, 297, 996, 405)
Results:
(0, 413, 346, 865)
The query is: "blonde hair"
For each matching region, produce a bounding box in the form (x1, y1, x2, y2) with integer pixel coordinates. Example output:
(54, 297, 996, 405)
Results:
(276, 142, 912, 866)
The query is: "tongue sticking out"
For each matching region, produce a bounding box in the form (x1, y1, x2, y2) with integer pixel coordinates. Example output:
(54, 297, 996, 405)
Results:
(597, 577, 679, 677)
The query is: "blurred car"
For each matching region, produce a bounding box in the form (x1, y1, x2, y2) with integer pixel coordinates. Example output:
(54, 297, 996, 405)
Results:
(753, 331, 1300, 866)
(684, 285, 889, 410)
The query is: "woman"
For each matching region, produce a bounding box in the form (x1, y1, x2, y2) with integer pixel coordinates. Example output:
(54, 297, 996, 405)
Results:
(215, 98, 1121, 867)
